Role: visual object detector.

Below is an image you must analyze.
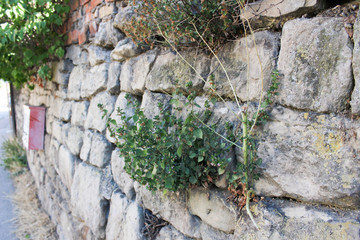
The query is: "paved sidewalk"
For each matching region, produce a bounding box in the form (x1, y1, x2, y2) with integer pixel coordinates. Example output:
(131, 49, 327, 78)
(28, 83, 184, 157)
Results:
(0, 81, 17, 240)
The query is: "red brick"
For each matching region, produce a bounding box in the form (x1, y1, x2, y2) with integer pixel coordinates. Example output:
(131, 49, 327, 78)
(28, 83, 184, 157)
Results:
(105, 0, 114, 2)
(89, 21, 98, 37)
(70, 0, 79, 12)
(90, 0, 102, 10)
(78, 26, 88, 45)
(80, 0, 90, 5)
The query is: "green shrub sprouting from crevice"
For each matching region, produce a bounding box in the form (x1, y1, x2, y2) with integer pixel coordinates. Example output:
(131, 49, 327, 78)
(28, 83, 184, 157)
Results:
(1, 138, 27, 174)
(0, 0, 70, 88)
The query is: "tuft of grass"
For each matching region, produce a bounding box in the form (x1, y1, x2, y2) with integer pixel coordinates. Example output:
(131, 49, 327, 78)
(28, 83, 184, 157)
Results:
(1, 138, 27, 174)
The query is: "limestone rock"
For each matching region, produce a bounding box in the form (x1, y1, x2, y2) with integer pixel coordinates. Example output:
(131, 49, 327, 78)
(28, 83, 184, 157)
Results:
(113, 6, 135, 32)
(88, 132, 113, 168)
(140, 90, 171, 119)
(146, 50, 210, 93)
(135, 184, 201, 238)
(106, 191, 144, 240)
(85, 91, 116, 132)
(67, 66, 86, 100)
(71, 101, 89, 126)
(87, 45, 111, 67)
(111, 38, 143, 62)
(204, 31, 280, 101)
(278, 17, 353, 112)
(66, 126, 84, 156)
(156, 225, 191, 240)
(94, 20, 125, 48)
(351, 15, 360, 114)
(107, 61, 121, 94)
(52, 59, 73, 86)
(188, 188, 236, 233)
(66, 45, 82, 65)
(255, 106, 360, 208)
(241, 0, 326, 29)
(120, 50, 158, 94)
(58, 145, 78, 190)
(71, 162, 109, 239)
(111, 149, 135, 200)
(80, 130, 93, 162)
(233, 198, 360, 240)
(199, 223, 233, 240)
(81, 63, 109, 99)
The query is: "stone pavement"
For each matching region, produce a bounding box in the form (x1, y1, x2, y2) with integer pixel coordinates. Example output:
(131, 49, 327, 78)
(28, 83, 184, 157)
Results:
(0, 81, 17, 240)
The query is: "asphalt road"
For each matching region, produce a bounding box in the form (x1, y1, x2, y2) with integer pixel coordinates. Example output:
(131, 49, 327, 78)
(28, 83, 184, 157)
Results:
(0, 82, 17, 240)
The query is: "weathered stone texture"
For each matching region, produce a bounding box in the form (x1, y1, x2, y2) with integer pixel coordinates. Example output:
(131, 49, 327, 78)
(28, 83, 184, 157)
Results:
(107, 61, 121, 94)
(88, 132, 113, 168)
(204, 31, 280, 101)
(87, 45, 111, 67)
(71, 101, 89, 126)
(140, 90, 171, 119)
(58, 145, 77, 189)
(111, 38, 143, 62)
(67, 66, 86, 100)
(278, 17, 353, 112)
(156, 225, 191, 240)
(146, 50, 210, 93)
(81, 63, 109, 98)
(351, 14, 360, 114)
(71, 163, 109, 239)
(65, 126, 84, 156)
(94, 20, 125, 48)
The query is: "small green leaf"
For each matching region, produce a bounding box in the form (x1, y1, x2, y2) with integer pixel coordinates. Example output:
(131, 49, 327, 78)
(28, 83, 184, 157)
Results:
(189, 152, 196, 159)
(189, 176, 197, 184)
(194, 129, 203, 139)
(198, 155, 204, 162)
(177, 145, 182, 157)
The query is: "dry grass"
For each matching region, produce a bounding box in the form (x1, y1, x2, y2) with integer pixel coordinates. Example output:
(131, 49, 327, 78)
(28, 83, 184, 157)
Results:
(10, 170, 57, 240)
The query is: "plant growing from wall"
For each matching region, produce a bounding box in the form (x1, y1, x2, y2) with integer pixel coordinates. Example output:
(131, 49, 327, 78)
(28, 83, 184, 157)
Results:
(0, 0, 70, 88)
(1, 138, 27, 174)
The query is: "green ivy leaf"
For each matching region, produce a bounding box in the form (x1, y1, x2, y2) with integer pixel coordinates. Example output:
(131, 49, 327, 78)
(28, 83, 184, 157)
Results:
(189, 176, 197, 184)
(194, 129, 203, 139)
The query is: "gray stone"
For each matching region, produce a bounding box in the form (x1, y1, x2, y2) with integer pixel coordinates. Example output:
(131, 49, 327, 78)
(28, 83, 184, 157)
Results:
(120, 50, 158, 94)
(58, 145, 78, 190)
(107, 61, 121, 94)
(106, 191, 144, 240)
(68, 66, 86, 100)
(85, 91, 116, 132)
(71, 101, 89, 126)
(65, 126, 84, 156)
(113, 6, 135, 32)
(188, 188, 236, 233)
(233, 198, 360, 240)
(81, 63, 109, 98)
(88, 132, 113, 168)
(52, 120, 70, 144)
(204, 31, 280, 101)
(146, 50, 210, 93)
(52, 59, 73, 85)
(140, 90, 171, 119)
(80, 130, 93, 162)
(199, 223, 233, 240)
(60, 101, 73, 122)
(111, 149, 135, 200)
(278, 17, 353, 112)
(100, 166, 117, 200)
(66, 45, 82, 65)
(156, 225, 191, 240)
(135, 184, 201, 238)
(111, 38, 143, 62)
(241, 0, 326, 29)
(255, 106, 360, 208)
(351, 15, 360, 114)
(71, 162, 109, 239)
(94, 20, 125, 48)
(87, 45, 111, 67)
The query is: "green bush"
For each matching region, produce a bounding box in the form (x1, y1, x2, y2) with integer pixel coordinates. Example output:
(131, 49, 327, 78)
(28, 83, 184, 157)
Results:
(1, 138, 27, 174)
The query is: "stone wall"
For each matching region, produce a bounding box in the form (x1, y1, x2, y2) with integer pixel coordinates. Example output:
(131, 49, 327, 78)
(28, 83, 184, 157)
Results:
(14, 0, 360, 239)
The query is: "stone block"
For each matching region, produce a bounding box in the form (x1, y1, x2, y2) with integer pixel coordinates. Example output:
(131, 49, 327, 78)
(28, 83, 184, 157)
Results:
(88, 132, 113, 168)
(140, 90, 171, 120)
(204, 31, 280, 101)
(156, 225, 191, 240)
(278, 18, 353, 112)
(80, 130, 93, 162)
(110, 38, 143, 62)
(188, 188, 236, 233)
(351, 15, 360, 114)
(146, 50, 209, 94)
(85, 91, 116, 132)
(68, 66, 86, 100)
(58, 145, 78, 190)
(121, 50, 158, 94)
(135, 184, 201, 238)
(71, 162, 109, 239)
(113, 6, 135, 32)
(65, 45, 82, 65)
(66, 126, 84, 156)
(255, 106, 360, 208)
(71, 101, 89, 126)
(106, 191, 144, 240)
(111, 149, 135, 200)
(81, 63, 109, 98)
(107, 61, 121, 94)
(94, 20, 125, 48)
(87, 45, 111, 67)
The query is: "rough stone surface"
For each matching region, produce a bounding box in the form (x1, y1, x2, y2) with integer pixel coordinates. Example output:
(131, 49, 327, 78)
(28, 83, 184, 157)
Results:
(278, 17, 353, 112)
(107, 61, 121, 94)
(351, 14, 360, 114)
(156, 225, 191, 240)
(135, 184, 201, 238)
(199, 223, 233, 240)
(52, 59, 73, 85)
(80, 130, 93, 162)
(65, 45, 82, 65)
(94, 20, 125, 48)
(140, 90, 171, 119)
(66, 126, 84, 156)
(88, 132, 113, 168)
(146, 50, 210, 93)
(67, 66, 86, 100)
(111, 149, 135, 200)
(111, 38, 143, 62)
(204, 31, 280, 101)
(106, 191, 144, 240)
(87, 45, 111, 67)
(58, 145, 77, 190)
(85, 91, 116, 132)
(71, 101, 89, 126)
(120, 50, 158, 94)
(71, 162, 109, 239)
(188, 188, 236, 233)
(113, 6, 135, 32)
(233, 198, 360, 240)
(255, 106, 360, 208)
(81, 63, 109, 98)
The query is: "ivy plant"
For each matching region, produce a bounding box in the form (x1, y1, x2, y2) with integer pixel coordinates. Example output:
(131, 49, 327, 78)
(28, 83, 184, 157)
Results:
(0, 0, 70, 87)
